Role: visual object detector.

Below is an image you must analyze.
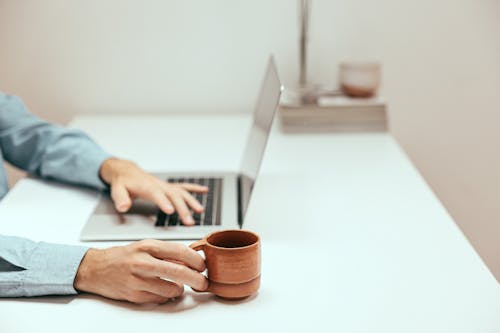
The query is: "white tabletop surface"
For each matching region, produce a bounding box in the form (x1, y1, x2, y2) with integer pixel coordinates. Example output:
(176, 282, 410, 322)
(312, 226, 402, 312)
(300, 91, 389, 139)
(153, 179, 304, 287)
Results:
(0, 114, 498, 332)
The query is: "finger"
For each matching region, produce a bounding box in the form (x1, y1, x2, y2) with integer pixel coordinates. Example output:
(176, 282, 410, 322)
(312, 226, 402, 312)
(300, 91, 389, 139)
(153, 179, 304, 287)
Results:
(179, 183, 209, 193)
(150, 190, 174, 214)
(168, 192, 195, 225)
(138, 240, 206, 272)
(129, 290, 170, 304)
(146, 258, 209, 291)
(111, 183, 132, 212)
(181, 191, 204, 213)
(138, 277, 184, 299)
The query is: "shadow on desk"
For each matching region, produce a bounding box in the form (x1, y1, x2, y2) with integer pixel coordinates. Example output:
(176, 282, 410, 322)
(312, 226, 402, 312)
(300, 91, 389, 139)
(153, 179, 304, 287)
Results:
(2, 295, 77, 305)
(3, 291, 258, 313)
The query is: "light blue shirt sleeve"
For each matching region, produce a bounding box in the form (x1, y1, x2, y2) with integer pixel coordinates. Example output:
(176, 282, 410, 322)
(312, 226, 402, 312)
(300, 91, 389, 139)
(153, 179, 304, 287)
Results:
(0, 235, 89, 297)
(0, 93, 111, 190)
(0, 92, 111, 297)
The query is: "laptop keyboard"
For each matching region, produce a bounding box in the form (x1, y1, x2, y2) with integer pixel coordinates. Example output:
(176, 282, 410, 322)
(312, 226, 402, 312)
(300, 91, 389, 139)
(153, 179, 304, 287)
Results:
(155, 177, 222, 227)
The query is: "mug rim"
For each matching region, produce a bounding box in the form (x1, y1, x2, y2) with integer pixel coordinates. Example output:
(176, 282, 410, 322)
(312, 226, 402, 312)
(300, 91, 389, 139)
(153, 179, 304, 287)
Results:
(205, 229, 260, 250)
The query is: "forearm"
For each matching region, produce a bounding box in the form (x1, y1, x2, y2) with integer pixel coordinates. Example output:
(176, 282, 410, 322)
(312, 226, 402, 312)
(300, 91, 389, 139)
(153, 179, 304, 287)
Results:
(0, 235, 88, 297)
(35, 132, 112, 190)
(0, 93, 111, 190)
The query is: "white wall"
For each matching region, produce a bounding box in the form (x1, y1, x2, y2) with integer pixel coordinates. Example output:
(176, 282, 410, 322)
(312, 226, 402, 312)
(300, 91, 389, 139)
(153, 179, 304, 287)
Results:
(1, 0, 499, 280)
(0, 0, 298, 122)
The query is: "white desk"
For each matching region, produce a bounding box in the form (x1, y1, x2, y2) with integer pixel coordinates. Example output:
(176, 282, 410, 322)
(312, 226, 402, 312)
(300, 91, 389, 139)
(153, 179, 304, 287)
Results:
(0, 115, 498, 332)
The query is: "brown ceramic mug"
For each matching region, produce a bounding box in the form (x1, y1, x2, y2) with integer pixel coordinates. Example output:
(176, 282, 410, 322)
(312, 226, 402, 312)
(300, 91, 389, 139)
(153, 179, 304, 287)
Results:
(189, 229, 261, 300)
(339, 61, 381, 98)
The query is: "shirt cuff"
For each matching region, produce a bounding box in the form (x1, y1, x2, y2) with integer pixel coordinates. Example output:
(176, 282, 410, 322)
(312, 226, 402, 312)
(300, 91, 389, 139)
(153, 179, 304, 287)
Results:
(20, 242, 89, 297)
(74, 145, 112, 191)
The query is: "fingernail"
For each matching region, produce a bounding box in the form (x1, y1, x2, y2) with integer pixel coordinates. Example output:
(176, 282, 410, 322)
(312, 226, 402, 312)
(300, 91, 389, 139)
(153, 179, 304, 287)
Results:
(185, 216, 194, 225)
(117, 203, 128, 212)
(165, 204, 174, 213)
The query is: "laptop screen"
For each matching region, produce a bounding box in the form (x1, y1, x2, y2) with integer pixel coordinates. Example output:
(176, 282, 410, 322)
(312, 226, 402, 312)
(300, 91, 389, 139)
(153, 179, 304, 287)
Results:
(238, 57, 282, 223)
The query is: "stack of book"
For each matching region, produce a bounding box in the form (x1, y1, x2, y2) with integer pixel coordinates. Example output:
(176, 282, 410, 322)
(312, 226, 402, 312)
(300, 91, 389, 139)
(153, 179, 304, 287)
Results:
(279, 92, 388, 132)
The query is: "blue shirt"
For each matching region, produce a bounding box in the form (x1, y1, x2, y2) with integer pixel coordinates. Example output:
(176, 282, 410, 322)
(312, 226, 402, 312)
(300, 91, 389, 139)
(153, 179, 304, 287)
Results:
(0, 93, 111, 297)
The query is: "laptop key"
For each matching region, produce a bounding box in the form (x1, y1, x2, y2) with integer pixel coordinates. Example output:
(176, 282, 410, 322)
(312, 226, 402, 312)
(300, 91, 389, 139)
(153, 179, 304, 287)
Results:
(204, 197, 214, 225)
(204, 207, 212, 225)
(193, 212, 202, 226)
(168, 213, 179, 226)
(164, 212, 172, 226)
(155, 210, 166, 227)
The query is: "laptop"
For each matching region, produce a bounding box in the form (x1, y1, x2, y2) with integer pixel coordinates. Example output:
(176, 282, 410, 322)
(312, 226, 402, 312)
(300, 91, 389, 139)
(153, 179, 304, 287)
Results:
(80, 56, 283, 241)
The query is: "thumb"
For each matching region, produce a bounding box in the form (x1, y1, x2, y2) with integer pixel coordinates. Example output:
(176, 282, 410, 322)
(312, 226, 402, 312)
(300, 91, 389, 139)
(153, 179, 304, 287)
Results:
(111, 183, 132, 212)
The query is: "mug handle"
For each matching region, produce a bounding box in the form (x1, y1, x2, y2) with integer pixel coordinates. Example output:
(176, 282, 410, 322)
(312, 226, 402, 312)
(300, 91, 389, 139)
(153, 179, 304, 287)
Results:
(189, 239, 209, 293)
(189, 239, 206, 251)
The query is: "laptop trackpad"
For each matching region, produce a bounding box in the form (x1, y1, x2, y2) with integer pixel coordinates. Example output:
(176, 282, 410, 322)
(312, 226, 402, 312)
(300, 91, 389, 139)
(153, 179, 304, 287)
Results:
(93, 196, 158, 216)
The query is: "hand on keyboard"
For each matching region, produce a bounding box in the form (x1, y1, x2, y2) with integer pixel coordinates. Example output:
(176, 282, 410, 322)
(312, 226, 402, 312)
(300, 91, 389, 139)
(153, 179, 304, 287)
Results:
(156, 177, 221, 227)
(99, 158, 208, 225)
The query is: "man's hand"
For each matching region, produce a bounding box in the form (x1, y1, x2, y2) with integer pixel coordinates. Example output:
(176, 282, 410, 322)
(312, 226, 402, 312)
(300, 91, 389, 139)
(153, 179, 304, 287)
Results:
(99, 158, 208, 225)
(74, 239, 208, 304)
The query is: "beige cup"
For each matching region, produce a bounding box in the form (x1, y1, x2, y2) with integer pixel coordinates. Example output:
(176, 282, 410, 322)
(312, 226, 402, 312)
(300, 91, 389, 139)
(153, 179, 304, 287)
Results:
(339, 61, 381, 98)
(190, 229, 261, 300)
